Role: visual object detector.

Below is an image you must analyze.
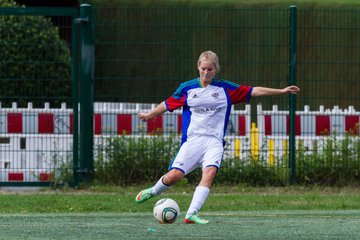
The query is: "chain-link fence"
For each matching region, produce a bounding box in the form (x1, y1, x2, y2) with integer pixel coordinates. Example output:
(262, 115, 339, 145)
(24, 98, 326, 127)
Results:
(2, 3, 360, 186)
(92, 5, 360, 186)
(0, 4, 81, 186)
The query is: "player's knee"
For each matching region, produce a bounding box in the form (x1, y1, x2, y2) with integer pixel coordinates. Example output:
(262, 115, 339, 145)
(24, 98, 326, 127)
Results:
(163, 169, 185, 186)
(203, 166, 218, 176)
(199, 166, 217, 186)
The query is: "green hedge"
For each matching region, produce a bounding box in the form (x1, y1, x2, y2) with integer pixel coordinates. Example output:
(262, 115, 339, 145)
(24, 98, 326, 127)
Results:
(93, 134, 360, 186)
(296, 135, 360, 185)
(94, 134, 180, 185)
(0, 0, 71, 107)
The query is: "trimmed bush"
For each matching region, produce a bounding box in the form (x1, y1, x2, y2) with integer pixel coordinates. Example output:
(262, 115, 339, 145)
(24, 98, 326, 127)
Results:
(94, 134, 180, 186)
(94, 134, 360, 186)
(296, 135, 360, 186)
(0, 0, 71, 107)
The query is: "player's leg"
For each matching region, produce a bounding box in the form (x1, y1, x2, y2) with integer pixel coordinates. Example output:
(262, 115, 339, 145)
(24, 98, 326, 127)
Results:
(135, 169, 184, 203)
(183, 166, 216, 224)
(136, 139, 199, 204)
(184, 137, 223, 224)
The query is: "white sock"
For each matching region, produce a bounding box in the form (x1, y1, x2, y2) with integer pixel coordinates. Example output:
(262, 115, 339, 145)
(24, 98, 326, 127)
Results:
(186, 186, 210, 217)
(152, 176, 170, 196)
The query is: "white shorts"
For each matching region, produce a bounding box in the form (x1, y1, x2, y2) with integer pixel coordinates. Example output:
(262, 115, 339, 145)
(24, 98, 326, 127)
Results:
(168, 135, 224, 175)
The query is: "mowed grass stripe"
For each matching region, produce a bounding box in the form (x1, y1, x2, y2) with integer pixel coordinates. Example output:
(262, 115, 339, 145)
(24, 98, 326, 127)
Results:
(0, 211, 359, 240)
(1, 190, 360, 213)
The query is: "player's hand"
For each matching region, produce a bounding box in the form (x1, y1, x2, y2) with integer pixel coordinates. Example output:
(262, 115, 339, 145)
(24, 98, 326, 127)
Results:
(284, 85, 300, 94)
(138, 112, 149, 122)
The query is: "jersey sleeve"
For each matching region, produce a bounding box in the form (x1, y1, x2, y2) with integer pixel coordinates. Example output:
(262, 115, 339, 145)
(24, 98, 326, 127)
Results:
(165, 95, 186, 112)
(164, 83, 187, 112)
(227, 85, 253, 104)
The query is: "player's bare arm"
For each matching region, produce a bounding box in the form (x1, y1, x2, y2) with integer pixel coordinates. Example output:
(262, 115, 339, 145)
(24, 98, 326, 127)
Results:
(138, 101, 167, 122)
(251, 85, 300, 97)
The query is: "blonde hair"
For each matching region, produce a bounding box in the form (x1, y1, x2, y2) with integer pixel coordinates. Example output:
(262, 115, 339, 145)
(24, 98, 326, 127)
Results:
(197, 51, 220, 72)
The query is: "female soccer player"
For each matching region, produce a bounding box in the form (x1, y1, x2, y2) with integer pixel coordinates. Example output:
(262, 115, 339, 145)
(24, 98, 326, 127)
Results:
(135, 51, 300, 224)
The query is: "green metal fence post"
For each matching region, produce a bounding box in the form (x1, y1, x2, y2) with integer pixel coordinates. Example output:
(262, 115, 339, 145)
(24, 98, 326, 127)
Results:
(289, 5, 297, 185)
(79, 4, 95, 183)
(72, 16, 80, 187)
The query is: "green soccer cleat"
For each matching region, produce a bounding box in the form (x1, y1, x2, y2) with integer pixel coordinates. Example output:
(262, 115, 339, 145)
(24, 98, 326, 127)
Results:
(135, 187, 154, 203)
(183, 212, 209, 224)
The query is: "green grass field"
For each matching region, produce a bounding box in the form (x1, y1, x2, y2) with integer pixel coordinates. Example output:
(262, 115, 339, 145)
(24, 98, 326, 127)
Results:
(185, 0, 360, 5)
(93, 0, 360, 6)
(1, 211, 359, 239)
(1, 186, 360, 239)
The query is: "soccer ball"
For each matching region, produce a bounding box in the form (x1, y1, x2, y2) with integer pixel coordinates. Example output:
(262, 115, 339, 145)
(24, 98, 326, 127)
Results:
(153, 198, 180, 224)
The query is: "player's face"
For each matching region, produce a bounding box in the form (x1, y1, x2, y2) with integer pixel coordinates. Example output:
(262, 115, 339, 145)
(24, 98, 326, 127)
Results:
(198, 59, 216, 86)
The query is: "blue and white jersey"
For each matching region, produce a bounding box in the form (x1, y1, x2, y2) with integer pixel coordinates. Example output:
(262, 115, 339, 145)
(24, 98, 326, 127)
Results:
(165, 78, 252, 144)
